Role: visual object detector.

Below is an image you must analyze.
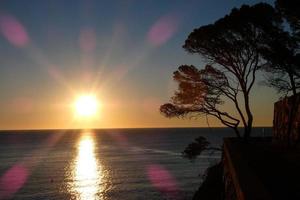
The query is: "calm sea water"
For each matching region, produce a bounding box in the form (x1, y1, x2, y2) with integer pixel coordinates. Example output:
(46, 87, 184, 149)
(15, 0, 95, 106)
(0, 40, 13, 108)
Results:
(0, 128, 271, 200)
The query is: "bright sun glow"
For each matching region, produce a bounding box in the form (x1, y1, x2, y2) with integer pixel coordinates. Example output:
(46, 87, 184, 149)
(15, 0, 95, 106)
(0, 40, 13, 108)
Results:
(74, 95, 99, 117)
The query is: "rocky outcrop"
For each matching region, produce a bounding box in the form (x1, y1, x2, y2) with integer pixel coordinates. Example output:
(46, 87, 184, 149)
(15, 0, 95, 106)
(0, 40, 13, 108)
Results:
(192, 162, 223, 200)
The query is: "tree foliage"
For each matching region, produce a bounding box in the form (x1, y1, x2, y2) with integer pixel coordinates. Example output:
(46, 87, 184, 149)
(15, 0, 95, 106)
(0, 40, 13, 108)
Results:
(259, 0, 300, 96)
(160, 65, 241, 137)
(161, 3, 281, 139)
(276, 0, 300, 39)
(182, 136, 221, 161)
(260, 31, 300, 95)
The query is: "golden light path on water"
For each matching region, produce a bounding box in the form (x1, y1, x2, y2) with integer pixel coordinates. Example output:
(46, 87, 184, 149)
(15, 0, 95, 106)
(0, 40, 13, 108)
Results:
(69, 132, 105, 200)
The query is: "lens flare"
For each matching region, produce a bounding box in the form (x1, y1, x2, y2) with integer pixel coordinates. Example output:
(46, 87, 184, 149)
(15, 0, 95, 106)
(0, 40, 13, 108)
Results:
(147, 14, 179, 46)
(0, 14, 29, 47)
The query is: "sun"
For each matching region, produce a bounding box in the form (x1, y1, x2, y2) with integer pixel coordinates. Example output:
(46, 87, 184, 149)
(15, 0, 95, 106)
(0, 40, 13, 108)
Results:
(74, 95, 99, 118)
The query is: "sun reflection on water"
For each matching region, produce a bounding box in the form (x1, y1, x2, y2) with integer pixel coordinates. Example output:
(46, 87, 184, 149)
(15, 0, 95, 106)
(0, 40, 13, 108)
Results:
(70, 132, 103, 200)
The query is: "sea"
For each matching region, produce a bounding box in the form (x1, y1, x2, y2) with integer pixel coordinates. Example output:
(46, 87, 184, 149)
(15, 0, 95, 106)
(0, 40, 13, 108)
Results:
(0, 127, 271, 200)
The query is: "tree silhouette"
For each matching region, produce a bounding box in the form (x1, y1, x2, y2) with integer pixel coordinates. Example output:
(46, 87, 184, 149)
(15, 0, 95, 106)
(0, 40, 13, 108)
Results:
(161, 3, 281, 140)
(160, 65, 241, 137)
(276, 0, 300, 39)
(259, 0, 300, 96)
(260, 30, 300, 96)
(182, 136, 221, 161)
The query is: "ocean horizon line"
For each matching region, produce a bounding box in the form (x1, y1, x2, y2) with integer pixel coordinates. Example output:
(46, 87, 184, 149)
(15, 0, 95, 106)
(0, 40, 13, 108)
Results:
(0, 126, 272, 133)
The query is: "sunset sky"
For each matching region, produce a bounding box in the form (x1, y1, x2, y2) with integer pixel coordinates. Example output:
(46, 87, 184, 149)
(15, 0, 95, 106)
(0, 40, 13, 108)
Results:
(0, 0, 277, 130)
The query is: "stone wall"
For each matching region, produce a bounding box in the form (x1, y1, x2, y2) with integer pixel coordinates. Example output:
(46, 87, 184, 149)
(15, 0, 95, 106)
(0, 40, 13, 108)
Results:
(222, 138, 272, 200)
(221, 94, 300, 200)
(273, 93, 300, 144)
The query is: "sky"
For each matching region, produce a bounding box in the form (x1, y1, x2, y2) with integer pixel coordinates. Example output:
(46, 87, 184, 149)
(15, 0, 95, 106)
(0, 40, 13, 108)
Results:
(0, 0, 278, 130)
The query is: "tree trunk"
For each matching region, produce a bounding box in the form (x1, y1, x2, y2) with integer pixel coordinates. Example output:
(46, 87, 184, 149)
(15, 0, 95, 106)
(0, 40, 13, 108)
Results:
(233, 127, 241, 138)
(243, 92, 253, 141)
(289, 72, 297, 96)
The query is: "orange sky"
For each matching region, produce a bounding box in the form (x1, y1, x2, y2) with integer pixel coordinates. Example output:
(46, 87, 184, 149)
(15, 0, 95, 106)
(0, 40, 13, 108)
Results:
(0, 0, 277, 130)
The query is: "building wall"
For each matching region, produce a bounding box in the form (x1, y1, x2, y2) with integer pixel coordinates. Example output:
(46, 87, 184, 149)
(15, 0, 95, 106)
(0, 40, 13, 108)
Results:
(273, 93, 300, 144)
